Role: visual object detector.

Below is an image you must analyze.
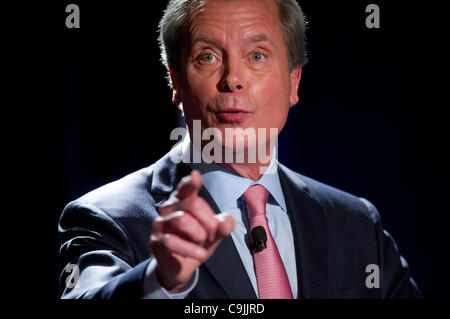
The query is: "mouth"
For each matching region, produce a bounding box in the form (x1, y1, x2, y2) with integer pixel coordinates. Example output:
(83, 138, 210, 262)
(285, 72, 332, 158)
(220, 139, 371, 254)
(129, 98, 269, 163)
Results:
(215, 108, 251, 124)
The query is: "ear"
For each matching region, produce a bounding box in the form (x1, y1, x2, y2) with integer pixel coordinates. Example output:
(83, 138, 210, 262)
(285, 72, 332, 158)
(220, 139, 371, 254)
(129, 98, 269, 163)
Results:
(289, 66, 302, 106)
(169, 68, 182, 105)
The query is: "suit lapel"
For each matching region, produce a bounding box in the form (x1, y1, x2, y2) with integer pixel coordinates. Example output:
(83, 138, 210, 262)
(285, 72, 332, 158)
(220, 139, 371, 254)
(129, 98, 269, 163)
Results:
(278, 164, 329, 298)
(150, 150, 256, 298)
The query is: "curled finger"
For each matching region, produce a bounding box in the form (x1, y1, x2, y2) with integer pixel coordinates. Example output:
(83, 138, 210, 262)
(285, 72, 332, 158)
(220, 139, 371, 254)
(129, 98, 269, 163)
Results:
(151, 233, 208, 262)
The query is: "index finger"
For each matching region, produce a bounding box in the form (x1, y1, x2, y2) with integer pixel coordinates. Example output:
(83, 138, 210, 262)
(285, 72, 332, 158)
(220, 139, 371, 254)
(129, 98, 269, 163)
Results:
(175, 170, 202, 200)
(157, 170, 203, 216)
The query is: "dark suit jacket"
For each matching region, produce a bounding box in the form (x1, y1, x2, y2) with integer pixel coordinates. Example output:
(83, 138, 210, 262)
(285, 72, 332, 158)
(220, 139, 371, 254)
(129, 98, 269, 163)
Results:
(58, 147, 422, 298)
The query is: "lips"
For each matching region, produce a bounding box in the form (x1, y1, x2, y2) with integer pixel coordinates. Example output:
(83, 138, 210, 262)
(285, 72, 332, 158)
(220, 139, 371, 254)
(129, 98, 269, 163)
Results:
(215, 108, 250, 124)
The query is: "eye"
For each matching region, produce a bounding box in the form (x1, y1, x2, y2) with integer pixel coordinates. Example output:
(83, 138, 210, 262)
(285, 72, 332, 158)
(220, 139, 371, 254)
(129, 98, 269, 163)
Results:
(198, 53, 216, 63)
(250, 52, 265, 63)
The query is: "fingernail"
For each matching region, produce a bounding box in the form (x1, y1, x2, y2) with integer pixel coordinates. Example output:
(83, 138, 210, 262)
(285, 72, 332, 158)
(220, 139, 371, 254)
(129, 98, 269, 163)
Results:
(216, 213, 228, 222)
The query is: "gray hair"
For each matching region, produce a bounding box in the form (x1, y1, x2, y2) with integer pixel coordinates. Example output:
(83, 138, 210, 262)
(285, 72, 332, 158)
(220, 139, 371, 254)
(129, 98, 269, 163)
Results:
(158, 0, 308, 86)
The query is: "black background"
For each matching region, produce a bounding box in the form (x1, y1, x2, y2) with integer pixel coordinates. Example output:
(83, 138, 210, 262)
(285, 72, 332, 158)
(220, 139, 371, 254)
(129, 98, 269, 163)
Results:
(49, 0, 446, 299)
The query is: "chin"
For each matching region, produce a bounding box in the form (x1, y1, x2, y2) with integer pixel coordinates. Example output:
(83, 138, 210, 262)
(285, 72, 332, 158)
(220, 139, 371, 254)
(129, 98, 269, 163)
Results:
(222, 129, 257, 151)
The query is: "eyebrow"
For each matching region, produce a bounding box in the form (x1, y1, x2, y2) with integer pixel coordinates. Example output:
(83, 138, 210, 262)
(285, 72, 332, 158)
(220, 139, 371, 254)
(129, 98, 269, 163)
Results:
(191, 33, 276, 48)
(248, 34, 276, 47)
(191, 34, 223, 48)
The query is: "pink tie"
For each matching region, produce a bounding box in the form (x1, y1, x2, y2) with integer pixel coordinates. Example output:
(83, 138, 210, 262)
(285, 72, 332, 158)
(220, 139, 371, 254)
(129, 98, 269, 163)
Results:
(242, 184, 294, 299)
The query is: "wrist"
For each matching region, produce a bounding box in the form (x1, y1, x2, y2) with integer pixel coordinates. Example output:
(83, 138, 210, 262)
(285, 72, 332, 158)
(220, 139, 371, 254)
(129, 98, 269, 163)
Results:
(155, 264, 195, 294)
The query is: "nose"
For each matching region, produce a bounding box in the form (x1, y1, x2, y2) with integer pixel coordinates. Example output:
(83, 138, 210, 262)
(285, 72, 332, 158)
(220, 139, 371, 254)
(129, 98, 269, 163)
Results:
(218, 57, 244, 93)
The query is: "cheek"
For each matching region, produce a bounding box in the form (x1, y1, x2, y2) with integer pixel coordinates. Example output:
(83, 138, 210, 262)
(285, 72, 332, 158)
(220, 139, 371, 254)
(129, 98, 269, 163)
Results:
(252, 74, 291, 128)
(181, 72, 212, 116)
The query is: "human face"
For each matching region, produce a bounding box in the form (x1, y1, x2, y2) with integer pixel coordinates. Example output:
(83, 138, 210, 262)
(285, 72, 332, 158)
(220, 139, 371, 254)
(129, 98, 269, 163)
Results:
(171, 0, 302, 154)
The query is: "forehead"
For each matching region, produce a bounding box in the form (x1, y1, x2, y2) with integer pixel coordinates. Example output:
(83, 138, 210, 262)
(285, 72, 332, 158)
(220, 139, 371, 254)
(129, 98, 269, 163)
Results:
(187, 0, 283, 45)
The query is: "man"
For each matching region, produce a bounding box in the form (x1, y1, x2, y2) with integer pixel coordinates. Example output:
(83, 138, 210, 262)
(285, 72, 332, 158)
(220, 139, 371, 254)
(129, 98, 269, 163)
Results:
(59, 0, 422, 298)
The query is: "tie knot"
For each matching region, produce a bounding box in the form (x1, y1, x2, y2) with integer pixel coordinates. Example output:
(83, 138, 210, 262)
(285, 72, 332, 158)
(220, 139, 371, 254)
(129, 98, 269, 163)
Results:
(241, 184, 269, 218)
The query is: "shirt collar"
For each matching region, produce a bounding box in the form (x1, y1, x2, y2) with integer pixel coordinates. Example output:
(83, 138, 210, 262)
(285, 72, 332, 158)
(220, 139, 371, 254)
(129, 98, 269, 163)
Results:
(180, 134, 287, 212)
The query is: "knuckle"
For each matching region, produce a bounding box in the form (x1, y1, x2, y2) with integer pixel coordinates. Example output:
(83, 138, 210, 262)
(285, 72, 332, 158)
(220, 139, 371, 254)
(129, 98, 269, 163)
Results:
(156, 206, 169, 217)
(196, 229, 208, 242)
(152, 218, 164, 231)
(159, 195, 180, 210)
(178, 196, 192, 211)
(159, 234, 172, 249)
(191, 197, 204, 213)
(172, 213, 188, 228)
(149, 235, 165, 254)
